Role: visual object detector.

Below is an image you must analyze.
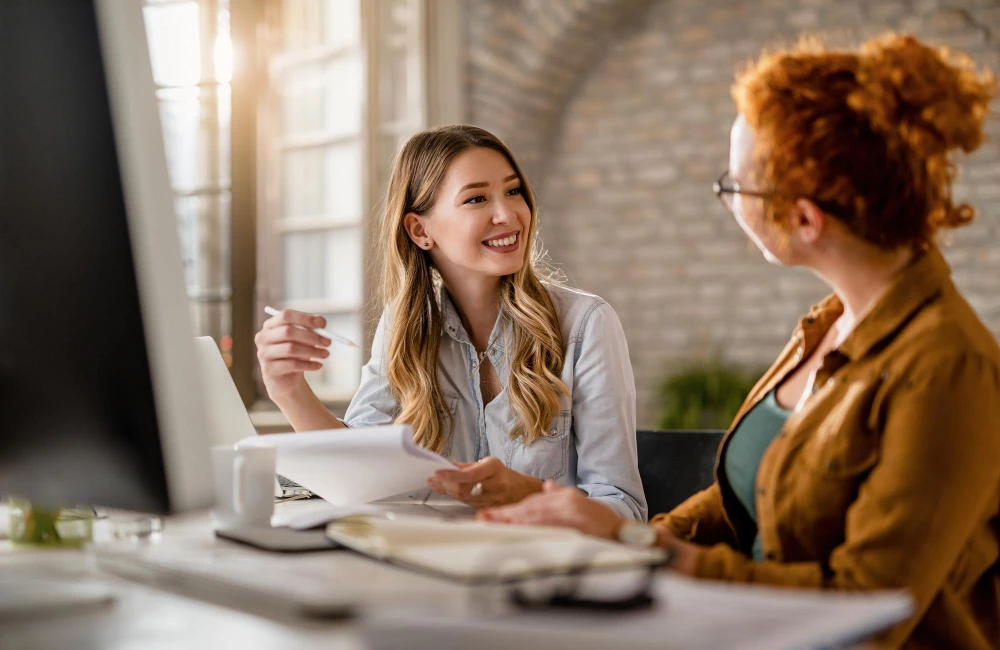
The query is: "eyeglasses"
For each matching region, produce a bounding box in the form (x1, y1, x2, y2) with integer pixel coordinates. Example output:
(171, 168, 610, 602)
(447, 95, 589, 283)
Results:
(713, 170, 774, 215)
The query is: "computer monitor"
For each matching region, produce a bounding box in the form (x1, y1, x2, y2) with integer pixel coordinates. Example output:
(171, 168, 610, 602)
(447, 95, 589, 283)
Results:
(0, 0, 213, 513)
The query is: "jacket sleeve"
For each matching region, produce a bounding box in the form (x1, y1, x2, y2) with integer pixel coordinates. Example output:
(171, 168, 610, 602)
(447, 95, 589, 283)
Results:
(651, 482, 738, 547)
(687, 352, 1000, 649)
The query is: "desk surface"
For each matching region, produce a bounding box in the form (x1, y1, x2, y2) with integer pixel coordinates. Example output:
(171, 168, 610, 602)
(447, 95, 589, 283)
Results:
(0, 500, 897, 650)
(0, 500, 470, 650)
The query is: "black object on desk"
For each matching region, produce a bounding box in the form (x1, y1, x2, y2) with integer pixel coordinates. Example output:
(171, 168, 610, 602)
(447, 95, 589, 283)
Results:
(216, 526, 341, 553)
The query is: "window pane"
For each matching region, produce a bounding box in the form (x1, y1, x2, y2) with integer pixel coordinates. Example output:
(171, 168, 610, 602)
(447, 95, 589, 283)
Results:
(279, 55, 362, 137)
(323, 228, 363, 308)
(144, 0, 233, 347)
(143, 2, 201, 87)
(175, 193, 232, 297)
(282, 227, 362, 308)
(281, 231, 325, 302)
(158, 85, 231, 192)
(282, 0, 359, 52)
(305, 312, 362, 396)
(324, 0, 360, 48)
(281, 141, 362, 219)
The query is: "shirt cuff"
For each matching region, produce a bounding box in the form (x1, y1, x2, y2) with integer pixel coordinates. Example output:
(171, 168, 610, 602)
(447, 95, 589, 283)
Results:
(590, 495, 641, 522)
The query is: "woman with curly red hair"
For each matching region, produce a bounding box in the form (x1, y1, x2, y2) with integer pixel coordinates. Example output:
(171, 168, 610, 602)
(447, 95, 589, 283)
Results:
(481, 33, 1000, 648)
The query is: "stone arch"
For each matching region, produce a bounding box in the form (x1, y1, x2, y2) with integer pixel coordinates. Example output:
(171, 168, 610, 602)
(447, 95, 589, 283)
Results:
(465, 0, 650, 182)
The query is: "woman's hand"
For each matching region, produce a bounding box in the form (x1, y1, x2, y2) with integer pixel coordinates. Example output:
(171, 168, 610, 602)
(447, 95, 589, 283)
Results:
(477, 480, 623, 539)
(255, 309, 331, 403)
(653, 526, 701, 576)
(427, 457, 543, 509)
(479, 482, 704, 574)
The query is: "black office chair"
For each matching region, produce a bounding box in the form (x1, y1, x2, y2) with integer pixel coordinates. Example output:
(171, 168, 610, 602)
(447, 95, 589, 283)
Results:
(636, 429, 725, 519)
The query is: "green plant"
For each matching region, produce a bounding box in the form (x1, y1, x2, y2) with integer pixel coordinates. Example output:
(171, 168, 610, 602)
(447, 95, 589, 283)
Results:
(656, 361, 764, 430)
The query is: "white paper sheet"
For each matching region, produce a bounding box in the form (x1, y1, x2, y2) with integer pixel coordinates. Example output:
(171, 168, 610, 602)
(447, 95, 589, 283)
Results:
(239, 426, 457, 506)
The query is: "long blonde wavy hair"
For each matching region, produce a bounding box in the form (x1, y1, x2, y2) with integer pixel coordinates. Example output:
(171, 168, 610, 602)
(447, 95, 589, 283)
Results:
(375, 125, 568, 454)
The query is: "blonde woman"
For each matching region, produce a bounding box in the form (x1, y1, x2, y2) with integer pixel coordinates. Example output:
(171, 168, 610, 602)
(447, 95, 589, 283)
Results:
(255, 125, 646, 520)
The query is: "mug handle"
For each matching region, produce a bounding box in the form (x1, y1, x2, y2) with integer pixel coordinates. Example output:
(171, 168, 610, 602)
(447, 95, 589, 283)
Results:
(233, 454, 246, 516)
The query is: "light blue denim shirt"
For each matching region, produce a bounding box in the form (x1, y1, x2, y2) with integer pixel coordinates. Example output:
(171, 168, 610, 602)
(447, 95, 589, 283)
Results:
(343, 283, 647, 521)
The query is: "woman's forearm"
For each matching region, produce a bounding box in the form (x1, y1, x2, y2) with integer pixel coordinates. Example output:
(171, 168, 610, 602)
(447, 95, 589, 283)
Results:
(271, 384, 346, 432)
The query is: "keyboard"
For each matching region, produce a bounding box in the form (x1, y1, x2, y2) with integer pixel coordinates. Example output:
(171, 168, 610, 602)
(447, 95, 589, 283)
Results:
(276, 475, 312, 498)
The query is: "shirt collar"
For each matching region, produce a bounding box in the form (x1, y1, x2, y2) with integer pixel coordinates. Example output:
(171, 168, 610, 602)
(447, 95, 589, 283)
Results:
(439, 285, 471, 346)
(438, 285, 513, 381)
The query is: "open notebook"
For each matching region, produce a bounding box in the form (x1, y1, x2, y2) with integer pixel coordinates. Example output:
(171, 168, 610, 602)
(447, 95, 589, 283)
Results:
(240, 425, 456, 505)
(325, 516, 668, 584)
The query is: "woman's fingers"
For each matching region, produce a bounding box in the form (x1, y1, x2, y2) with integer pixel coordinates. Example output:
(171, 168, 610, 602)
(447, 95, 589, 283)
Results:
(261, 321, 331, 349)
(267, 359, 323, 376)
(265, 308, 327, 331)
(433, 457, 500, 485)
(479, 498, 550, 524)
(259, 341, 329, 362)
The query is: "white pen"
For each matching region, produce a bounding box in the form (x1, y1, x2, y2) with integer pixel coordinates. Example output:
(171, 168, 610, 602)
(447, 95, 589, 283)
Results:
(264, 305, 359, 349)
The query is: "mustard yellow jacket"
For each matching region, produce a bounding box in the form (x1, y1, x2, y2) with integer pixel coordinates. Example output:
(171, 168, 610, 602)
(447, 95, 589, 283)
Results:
(654, 248, 1000, 649)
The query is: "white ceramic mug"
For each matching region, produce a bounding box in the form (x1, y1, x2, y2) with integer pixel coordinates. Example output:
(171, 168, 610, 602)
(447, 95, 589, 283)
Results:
(211, 445, 276, 529)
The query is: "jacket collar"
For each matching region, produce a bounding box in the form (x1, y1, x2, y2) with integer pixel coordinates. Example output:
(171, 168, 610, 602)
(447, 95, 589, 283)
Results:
(797, 246, 951, 363)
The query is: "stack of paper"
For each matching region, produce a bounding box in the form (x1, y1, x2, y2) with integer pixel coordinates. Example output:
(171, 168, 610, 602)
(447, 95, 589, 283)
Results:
(239, 425, 456, 505)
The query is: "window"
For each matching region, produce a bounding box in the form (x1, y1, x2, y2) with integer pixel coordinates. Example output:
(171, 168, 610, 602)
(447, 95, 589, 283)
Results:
(142, 0, 457, 412)
(142, 0, 235, 365)
(258, 0, 427, 404)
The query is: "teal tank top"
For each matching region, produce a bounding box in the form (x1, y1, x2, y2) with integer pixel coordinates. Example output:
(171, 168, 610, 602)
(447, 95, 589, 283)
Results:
(723, 389, 791, 561)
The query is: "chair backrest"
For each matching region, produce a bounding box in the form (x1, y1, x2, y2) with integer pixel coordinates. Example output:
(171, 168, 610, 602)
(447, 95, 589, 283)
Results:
(637, 429, 725, 519)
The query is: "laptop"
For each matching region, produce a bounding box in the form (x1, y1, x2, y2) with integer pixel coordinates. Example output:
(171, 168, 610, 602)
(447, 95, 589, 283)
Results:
(193, 337, 312, 499)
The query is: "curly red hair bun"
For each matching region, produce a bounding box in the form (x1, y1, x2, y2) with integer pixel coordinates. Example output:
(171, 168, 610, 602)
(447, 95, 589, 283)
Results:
(734, 33, 996, 248)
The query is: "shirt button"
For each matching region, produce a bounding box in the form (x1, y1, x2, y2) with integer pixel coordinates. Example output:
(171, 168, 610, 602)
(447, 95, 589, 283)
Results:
(548, 428, 558, 436)
(757, 487, 766, 496)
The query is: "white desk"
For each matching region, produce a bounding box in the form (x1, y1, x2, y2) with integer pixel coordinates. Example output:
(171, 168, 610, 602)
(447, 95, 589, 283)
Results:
(0, 500, 471, 650)
(0, 501, 902, 650)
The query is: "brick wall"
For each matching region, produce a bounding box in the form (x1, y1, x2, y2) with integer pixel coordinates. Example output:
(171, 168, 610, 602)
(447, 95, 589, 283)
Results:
(465, 0, 1000, 427)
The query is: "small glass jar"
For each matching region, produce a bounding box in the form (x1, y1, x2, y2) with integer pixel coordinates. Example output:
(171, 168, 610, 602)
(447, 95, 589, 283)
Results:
(8, 496, 95, 547)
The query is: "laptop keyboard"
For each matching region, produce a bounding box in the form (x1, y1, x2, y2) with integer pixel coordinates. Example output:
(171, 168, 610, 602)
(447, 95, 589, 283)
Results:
(276, 475, 301, 489)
